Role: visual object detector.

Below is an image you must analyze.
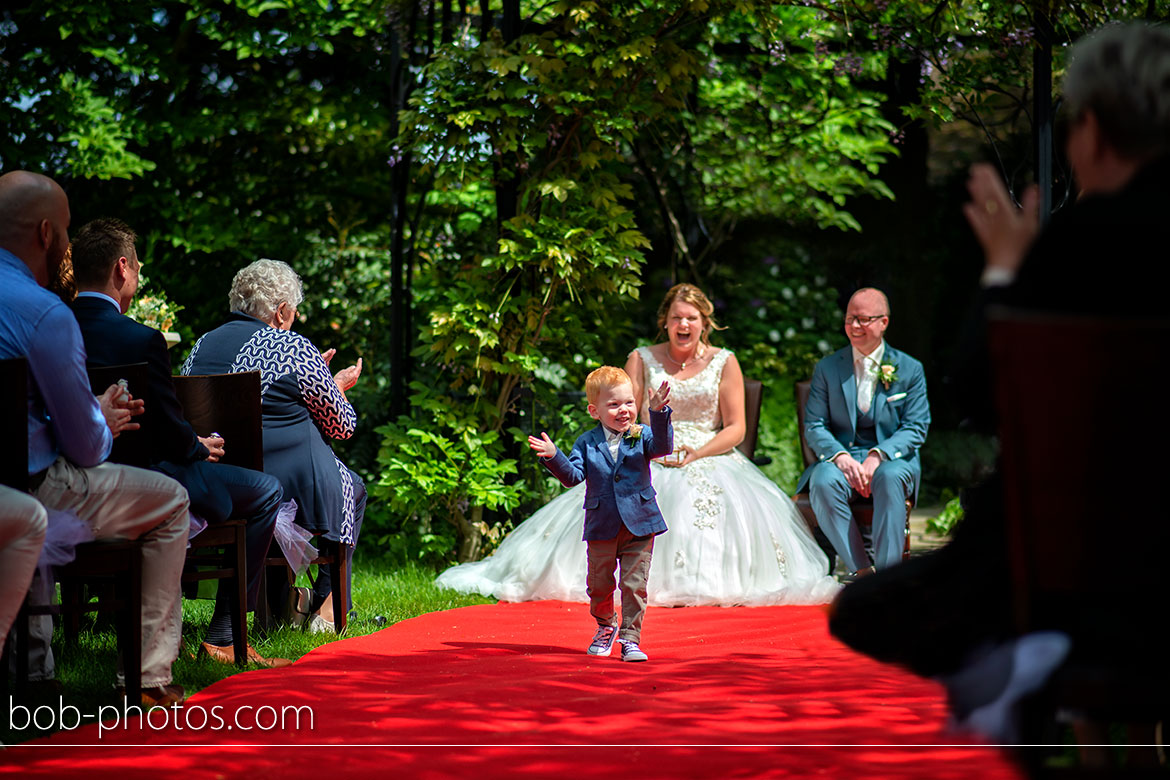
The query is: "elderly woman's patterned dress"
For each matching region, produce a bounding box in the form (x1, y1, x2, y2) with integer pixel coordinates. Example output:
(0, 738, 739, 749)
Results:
(182, 311, 364, 547)
(437, 347, 838, 606)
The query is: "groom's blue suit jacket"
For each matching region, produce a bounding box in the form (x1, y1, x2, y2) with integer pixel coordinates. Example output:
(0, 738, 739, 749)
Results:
(543, 406, 673, 541)
(794, 343, 930, 500)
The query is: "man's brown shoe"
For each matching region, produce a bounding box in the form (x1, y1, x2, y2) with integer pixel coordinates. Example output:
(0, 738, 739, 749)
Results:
(118, 684, 185, 708)
(200, 641, 293, 668)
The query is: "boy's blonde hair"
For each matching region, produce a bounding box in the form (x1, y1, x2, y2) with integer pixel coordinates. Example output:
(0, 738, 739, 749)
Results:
(585, 366, 632, 405)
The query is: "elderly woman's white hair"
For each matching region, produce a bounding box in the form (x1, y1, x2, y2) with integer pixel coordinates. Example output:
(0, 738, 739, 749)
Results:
(229, 258, 304, 321)
(1064, 22, 1170, 161)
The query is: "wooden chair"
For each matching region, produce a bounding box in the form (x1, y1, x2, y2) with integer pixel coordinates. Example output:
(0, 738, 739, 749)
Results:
(175, 372, 350, 638)
(171, 371, 260, 666)
(86, 363, 151, 469)
(1, 356, 30, 699)
(2, 358, 144, 704)
(739, 378, 770, 465)
(989, 309, 1169, 756)
(790, 379, 912, 572)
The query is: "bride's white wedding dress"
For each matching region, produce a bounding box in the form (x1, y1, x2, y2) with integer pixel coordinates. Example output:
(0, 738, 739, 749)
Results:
(436, 347, 840, 606)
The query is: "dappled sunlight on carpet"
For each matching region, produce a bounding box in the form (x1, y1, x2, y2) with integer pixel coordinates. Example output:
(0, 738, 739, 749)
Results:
(1, 601, 1022, 778)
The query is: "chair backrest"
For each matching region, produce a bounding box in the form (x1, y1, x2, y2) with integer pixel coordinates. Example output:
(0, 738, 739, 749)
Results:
(1, 357, 29, 490)
(172, 371, 264, 471)
(87, 362, 152, 468)
(988, 308, 1169, 632)
(740, 378, 763, 461)
(793, 379, 817, 469)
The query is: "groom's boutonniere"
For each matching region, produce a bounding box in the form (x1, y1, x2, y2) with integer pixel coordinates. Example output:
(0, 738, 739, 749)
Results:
(877, 360, 899, 390)
(624, 424, 643, 442)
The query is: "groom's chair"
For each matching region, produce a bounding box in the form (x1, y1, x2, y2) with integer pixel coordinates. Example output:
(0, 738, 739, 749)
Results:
(790, 379, 912, 572)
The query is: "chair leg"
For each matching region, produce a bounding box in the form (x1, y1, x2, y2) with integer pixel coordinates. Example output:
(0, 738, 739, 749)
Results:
(13, 596, 31, 694)
(232, 527, 248, 666)
(902, 500, 913, 560)
(122, 550, 142, 706)
(61, 580, 82, 643)
(332, 543, 348, 635)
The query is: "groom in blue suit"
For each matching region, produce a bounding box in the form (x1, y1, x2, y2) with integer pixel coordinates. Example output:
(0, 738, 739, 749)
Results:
(795, 288, 930, 575)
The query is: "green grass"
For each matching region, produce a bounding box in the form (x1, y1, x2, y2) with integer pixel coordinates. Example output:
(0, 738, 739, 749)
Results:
(2, 558, 491, 745)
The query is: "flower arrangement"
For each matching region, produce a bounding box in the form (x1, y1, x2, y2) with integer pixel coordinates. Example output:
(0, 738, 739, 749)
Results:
(624, 423, 643, 441)
(877, 360, 899, 389)
(126, 277, 183, 334)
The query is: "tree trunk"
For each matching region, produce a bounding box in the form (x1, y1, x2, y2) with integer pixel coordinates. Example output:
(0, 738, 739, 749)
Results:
(454, 504, 484, 562)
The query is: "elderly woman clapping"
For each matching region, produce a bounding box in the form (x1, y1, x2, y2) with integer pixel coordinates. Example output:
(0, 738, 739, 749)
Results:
(182, 259, 364, 632)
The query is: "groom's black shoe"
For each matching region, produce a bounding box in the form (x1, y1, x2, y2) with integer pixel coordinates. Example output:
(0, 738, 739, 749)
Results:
(839, 566, 876, 585)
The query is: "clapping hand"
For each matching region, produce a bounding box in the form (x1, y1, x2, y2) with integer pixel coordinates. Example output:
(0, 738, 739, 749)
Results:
(962, 162, 1040, 275)
(648, 380, 671, 411)
(98, 384, 143, 438)
(322, 348, 363, 393)
(528, 432, 557, 459)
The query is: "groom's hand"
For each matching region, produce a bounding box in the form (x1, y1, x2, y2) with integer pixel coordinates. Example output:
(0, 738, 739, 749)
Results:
(834, 453, 867, 496)
(857, 453, 883, 498)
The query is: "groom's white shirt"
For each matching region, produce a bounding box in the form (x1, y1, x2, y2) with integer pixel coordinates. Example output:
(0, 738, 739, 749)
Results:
(826, 339, 887, 463)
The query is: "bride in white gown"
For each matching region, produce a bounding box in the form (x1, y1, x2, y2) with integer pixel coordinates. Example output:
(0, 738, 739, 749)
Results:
(437, 284, 839, 606)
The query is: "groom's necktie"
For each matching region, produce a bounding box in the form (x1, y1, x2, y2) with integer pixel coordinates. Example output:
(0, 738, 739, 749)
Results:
(856, 356, 876, 415)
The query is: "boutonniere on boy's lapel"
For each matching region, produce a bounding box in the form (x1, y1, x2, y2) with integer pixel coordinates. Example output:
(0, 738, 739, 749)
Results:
(624, 424, 643, 442)
(876, 361, 899, 390)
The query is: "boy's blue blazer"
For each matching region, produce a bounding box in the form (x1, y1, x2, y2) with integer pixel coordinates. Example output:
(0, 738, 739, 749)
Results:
(542, 406, 673, 541)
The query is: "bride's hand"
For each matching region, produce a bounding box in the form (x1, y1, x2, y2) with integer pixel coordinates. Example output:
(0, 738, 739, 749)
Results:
(660, 447, 695, 468)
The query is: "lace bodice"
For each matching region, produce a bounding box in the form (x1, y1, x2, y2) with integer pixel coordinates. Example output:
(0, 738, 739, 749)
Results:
(636, 346, 732, 452)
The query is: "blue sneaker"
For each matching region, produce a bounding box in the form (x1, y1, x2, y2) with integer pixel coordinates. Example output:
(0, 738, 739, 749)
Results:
(587, 625, 617, 656)
(620, 640, 648, 662)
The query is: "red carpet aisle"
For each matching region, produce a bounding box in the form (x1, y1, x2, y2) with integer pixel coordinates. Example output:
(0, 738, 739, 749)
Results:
(2, 602, 1022, 779)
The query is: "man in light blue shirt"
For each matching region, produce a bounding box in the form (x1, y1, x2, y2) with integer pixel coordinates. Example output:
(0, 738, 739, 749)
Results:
(0, 170, 190, 708)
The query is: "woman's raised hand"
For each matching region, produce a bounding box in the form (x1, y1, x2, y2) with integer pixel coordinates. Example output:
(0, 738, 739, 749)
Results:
(528, 432, 556, 459)
(648, 380, 671, 411)
(962, 162, 1040, 275)
(334, 357, 363, 393)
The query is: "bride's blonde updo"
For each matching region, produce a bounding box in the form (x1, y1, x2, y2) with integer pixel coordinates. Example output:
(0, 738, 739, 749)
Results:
(656, 283, 725, 345)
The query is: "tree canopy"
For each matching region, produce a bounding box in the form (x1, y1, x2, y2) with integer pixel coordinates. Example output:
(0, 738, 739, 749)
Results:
(4, 0, 1166, 562)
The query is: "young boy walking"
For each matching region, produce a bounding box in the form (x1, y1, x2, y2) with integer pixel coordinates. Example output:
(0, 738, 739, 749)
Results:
(528, 366, 672, 662)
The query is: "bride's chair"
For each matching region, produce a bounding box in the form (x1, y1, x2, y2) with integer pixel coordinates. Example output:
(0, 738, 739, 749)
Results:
(790, 379, 912, 572)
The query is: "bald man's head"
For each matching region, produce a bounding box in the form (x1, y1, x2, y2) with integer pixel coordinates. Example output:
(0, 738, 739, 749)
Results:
(844, 287, 890, 355)
(0, 171, 71, 286)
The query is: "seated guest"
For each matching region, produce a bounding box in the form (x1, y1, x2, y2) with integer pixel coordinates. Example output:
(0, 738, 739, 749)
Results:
(0, 170, 190, 708)
(0, 487, 47, 642)
(69, 219, 290, 667)
(182, 259, 365, 633)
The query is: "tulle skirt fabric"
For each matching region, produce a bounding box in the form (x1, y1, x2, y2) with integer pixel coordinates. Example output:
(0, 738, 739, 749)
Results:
(436, 450, 840, 607)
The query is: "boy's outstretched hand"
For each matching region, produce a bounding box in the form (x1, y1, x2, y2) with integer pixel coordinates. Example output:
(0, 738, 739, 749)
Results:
(648, 380, 671, 412)
(528, 432, 557, 459)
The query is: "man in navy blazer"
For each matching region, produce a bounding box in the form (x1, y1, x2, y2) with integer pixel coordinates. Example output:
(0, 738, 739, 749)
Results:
(796, 288, 930, 575)
(68, 218, 288, 667)
(529, 367, 672, 661)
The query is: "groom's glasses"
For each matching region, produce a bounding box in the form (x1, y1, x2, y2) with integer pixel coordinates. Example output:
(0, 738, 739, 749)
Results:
(844, 314, 887, 327)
